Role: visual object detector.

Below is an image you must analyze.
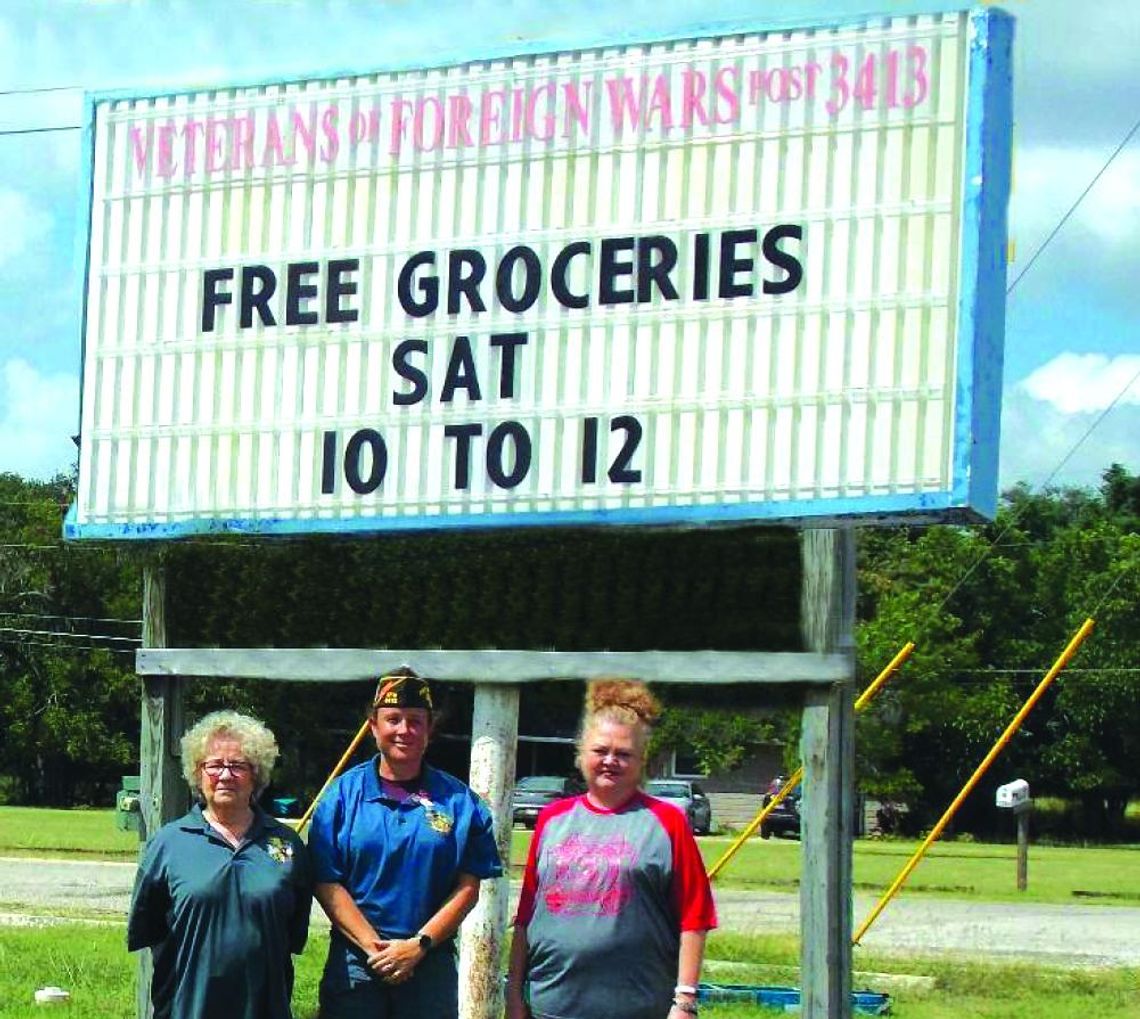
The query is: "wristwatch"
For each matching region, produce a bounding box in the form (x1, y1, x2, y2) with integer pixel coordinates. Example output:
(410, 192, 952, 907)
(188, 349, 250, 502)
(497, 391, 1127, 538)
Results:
(416, 932, 434, 952)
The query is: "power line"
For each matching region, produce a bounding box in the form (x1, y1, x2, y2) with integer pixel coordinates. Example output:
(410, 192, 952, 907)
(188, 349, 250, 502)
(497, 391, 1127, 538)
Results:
(0, 84, 85, 97)
(0, 543, 111, 552)
(0, 537, 336, 552)
(0, 626, 140, 645)
(923, 111, 1140, 617)
(0, 610, 141, 626)
(966, 670, 1140, 679)
(0, 124, 81, 137)
(933, 361, 1140, 615)
(0, 634, 135, 656)
(0, 543, 117, 554)
(1007, 111, 1140, 298)
(1089, 553, 1140, 619)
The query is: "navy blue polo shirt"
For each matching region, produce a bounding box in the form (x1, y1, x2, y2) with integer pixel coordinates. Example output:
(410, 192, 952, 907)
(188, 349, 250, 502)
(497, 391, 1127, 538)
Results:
(310, 757, 502, 990)
(128, 803, 313, 1019)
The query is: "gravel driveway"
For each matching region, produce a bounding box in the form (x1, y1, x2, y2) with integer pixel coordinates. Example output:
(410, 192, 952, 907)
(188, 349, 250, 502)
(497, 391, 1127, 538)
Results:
(2, 856, 1138, 967)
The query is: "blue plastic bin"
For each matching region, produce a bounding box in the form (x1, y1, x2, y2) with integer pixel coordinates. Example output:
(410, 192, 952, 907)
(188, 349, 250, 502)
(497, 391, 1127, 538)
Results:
(698, 983, 891, 1014)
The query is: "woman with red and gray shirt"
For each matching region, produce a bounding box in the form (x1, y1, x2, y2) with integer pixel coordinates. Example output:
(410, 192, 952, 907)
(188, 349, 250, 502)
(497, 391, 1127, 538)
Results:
(507, 679, 717, 1019)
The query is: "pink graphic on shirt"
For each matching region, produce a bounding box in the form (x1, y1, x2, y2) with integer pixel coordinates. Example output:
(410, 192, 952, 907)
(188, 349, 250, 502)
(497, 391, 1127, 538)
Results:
(542, 832, 638, 916)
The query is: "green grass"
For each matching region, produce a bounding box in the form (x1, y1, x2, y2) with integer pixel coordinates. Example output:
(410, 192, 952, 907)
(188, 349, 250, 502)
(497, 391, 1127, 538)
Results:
(1, 810, 1136, 906)
(0, 808, 139, 860)
(3, 810, 1134, 1016)
(0, 925, 1134, 1019)
(704, 933, 1140, 1019)
(696, 835, 1140, 905)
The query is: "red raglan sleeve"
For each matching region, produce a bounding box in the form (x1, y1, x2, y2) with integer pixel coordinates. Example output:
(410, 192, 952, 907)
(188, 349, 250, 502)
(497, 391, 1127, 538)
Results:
(646, 796, 718, 931)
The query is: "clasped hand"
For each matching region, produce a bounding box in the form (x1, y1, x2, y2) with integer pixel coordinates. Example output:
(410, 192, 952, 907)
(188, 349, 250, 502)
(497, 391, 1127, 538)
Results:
(366, 937, 423, 985)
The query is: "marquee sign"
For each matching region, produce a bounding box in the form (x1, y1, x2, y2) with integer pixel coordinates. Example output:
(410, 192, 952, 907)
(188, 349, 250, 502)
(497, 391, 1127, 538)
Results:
(68, 7, 1012, 539)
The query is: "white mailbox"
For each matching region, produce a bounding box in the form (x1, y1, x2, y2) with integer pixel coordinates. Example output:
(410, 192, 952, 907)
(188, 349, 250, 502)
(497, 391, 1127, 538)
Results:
(996, 779, 1030, 809)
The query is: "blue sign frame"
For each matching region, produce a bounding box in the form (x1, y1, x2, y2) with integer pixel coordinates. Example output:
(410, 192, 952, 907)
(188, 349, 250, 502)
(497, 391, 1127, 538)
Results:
(66, 5, 1013, 541)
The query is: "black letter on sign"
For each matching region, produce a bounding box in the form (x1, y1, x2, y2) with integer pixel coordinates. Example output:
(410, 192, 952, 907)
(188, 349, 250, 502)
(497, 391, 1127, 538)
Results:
(392, 339, 429, 406)
(580, 416, 599, 484)
(398, 251, 439, 318)
(718, 229, 757, 299)
(496, 245, 542, 313)
(447, 250, 487, 315)
(692, 233, 711, 301)
(599, 237, 635, 305)
(286, 261, 320, 326)
(326, 258, 360, 324)
(440, 336, 481, 403)
(490, 332, 528, 399)
(240, 265, 277, 328)
(608, 415, 642, 484)
(636, 236, 679, 303)
(762, 224, 804, 294)
(552, 240, 590, 309)
(445, 423, 483, 489)
(321, 431, 337, 494)
(202, 268, 234, 332)
(487, 421, 531, 489)
(344, 429, 387, 495)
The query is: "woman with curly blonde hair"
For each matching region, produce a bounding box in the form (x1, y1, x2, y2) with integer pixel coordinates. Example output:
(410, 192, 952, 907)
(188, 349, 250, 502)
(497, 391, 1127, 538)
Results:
(128, 710, 313, 1019)
(507, 679, 717, 1019)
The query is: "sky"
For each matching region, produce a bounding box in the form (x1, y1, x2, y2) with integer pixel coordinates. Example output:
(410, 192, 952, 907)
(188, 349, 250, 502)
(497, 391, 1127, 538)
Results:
(0, 0, 1136, 499)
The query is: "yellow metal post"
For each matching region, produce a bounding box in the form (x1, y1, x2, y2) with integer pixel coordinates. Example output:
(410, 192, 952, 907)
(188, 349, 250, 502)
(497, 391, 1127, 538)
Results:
(294, 718, 372, 835)
(707, 642, 915, 881)
(853, 618, 1095, 945)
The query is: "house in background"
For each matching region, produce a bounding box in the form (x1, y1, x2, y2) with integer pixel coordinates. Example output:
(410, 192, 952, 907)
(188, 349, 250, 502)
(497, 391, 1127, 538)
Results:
(656, 741, 786, 831)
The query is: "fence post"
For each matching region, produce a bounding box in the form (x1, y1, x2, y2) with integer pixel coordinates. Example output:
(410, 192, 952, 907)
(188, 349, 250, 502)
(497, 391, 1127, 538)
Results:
(137, 555, 187, 1019)
(799, 529, 855, 1019)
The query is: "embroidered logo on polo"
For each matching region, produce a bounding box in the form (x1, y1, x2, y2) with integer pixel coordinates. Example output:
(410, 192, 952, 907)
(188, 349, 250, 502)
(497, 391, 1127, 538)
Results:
(266, 836, 294, 863)
(412, 793, 454, 835)
(542, 832, 636, 916)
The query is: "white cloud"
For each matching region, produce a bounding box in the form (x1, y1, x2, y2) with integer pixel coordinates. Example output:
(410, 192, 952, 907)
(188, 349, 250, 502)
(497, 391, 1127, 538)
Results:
(1018, 353, 1140, 414)
(0, 189, 52, 268)
(0, 358, 78, 481)
(1000, 385, 1140, 493)
(1011, 146, 1140, 250)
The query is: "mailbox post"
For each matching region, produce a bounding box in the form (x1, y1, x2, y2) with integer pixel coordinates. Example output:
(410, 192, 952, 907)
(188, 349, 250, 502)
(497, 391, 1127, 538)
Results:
(115, 775, 142, 833)
(996, 780, 1032, 891)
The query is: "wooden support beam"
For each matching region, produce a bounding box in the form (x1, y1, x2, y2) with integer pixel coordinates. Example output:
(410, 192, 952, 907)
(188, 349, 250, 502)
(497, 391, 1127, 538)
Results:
(138, 557, 188, 1019)
(459, 685, 521, 1019)
(139, 558, 189, 836)
(799, 529, 856, 1019)
(136, 648, 848, 686)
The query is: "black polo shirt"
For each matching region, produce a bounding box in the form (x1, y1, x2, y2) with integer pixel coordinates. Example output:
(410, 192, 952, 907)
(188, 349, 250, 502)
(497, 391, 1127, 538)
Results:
(128, 803, 313, 1019)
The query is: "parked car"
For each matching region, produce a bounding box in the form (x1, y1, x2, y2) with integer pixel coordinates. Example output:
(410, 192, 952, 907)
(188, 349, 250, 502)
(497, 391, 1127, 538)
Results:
(511, 775, 584, 828)
(760, 785, 801, 839)
(644, 779, 713, 835)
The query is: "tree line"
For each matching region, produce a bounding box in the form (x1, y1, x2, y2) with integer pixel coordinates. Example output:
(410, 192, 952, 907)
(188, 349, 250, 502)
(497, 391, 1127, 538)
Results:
(0, 466, 1136, 837)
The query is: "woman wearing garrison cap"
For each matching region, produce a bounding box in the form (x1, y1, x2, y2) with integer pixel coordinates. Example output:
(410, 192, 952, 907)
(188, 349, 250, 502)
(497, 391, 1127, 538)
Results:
(310, 666, 502, 1019)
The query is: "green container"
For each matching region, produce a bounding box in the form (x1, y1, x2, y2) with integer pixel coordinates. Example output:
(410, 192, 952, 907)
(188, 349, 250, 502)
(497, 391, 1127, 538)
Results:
(115, 775, 142, 833)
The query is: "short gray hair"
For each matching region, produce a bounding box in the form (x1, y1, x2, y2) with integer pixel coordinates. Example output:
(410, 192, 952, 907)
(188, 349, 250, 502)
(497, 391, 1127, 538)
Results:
(181, 710, 279, 797)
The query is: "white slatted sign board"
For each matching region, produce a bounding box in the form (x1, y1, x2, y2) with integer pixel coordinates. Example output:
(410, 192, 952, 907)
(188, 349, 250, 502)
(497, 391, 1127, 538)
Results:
(70, 8, 1011, 539)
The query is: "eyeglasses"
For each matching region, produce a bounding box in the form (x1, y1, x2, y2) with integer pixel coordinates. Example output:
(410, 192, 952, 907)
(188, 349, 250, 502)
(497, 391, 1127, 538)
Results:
(202, 759, 253, 777)
(586, 747, 638, 765)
